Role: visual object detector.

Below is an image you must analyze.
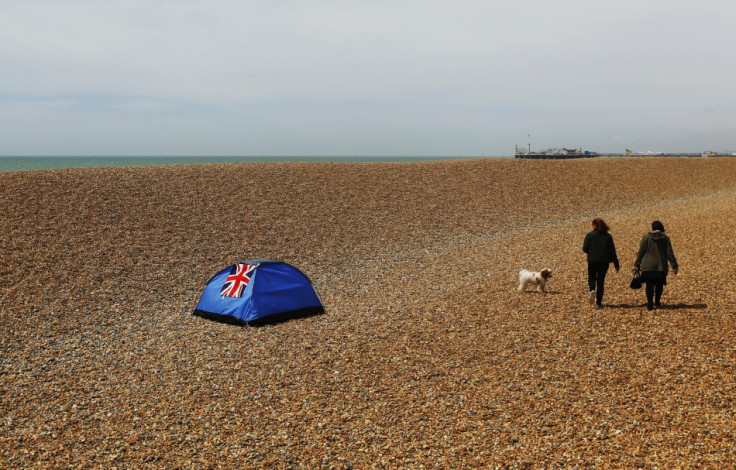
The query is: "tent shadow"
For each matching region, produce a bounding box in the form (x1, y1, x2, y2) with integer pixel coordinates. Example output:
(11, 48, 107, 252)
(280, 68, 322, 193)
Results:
(192, 307, 325, 327)
(606, 303, 708, 310)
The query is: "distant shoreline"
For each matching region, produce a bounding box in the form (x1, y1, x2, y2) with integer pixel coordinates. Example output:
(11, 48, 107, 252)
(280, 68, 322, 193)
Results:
(0, 155, 505, 172)
(3, 153, 733, 172)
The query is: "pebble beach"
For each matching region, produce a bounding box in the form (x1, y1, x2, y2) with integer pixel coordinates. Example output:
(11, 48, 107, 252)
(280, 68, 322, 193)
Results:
(2, 157, 736, 468)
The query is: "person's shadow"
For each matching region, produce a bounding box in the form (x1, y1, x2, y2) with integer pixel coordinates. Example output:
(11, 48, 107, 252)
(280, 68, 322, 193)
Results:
(606, 302, 707, 310)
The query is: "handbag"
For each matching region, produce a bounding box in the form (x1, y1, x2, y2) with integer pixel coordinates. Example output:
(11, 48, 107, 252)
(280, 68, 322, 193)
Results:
(630, 267, 642, 290)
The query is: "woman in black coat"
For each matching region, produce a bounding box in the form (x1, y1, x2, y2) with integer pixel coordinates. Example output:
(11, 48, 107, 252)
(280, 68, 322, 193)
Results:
(583, 218, 620, 309)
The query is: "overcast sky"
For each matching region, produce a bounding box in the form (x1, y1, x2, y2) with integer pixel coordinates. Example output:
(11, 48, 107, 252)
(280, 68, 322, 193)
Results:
(1, 1, 734, 156)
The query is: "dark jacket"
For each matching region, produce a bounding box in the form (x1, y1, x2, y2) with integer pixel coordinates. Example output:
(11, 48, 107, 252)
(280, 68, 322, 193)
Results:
(583, 230, 620, 270)
(635, 230, 678, 274)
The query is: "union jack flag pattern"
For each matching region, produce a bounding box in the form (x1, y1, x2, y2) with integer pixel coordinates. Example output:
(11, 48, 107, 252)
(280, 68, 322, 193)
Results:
(220, 263, 257, 298)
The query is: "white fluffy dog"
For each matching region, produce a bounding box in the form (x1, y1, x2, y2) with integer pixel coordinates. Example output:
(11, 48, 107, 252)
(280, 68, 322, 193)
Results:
(518, 268, 553, 293)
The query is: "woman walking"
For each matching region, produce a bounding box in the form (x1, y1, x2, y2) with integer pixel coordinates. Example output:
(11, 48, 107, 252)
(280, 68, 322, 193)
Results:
(634, 220, 678, 310)
(583, 218, 620, 309)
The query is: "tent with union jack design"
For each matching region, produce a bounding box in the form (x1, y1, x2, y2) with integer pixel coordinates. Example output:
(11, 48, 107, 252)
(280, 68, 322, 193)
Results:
(193, 259, 324, 325)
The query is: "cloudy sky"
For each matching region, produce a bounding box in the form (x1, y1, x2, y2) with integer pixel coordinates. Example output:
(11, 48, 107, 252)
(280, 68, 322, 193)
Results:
(1, 1, 734, 156)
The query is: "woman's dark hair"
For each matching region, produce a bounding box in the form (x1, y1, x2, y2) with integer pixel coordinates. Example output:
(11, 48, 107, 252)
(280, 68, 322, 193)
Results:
(651, 220, 665, 232)
(592, 218, 609, 233)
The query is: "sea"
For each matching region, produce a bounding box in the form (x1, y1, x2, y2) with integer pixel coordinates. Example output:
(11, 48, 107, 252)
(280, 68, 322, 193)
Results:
(0, 156, 502, 172)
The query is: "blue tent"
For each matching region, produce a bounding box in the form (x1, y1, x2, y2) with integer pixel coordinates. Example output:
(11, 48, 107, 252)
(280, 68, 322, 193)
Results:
(193, 259, 324, 325)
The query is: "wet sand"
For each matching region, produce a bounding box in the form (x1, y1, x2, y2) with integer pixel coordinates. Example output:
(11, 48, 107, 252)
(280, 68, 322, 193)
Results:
(2, 157, 736, 467)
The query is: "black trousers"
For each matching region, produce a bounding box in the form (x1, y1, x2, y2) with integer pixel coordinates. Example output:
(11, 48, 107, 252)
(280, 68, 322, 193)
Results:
(642, 271, 666, 307)
(645, 280, 664, 306)
(587, 261, 609, 305)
